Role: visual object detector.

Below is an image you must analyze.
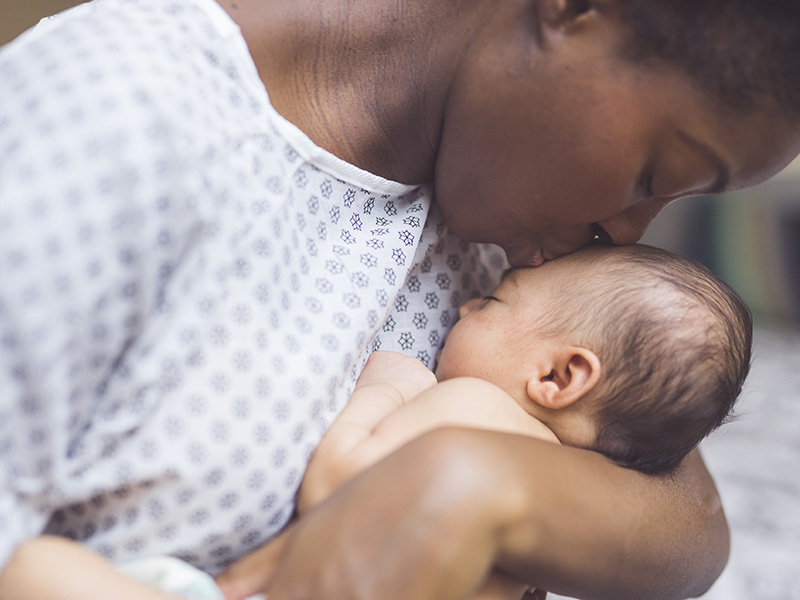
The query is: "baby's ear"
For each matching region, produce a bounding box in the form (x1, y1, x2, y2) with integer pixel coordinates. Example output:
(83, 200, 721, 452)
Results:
(526, 347, 601, 410)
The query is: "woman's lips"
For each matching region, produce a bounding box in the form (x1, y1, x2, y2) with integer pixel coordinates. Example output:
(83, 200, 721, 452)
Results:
(507, 247, 549, 268)
(529, 250, 546, 267)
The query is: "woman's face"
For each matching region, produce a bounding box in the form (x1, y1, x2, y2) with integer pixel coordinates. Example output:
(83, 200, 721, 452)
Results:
(434, 3, 800, 267)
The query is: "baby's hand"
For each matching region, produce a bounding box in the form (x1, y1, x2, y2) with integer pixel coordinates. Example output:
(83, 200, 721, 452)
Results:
(355, 351, 438, 407)
(297, 352, 436, 514)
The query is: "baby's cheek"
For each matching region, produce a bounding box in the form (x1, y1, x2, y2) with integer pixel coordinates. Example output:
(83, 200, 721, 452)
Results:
(433, 345, 466, 382)
(434, 321, 473, 379)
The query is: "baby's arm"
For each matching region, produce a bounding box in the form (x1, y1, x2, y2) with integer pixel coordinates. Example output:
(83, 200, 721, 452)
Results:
(297, 351, 438, 512)
(299, 351, 559, 513)
(297, 351, 555, 600)
(225, 351, 552, 600)
(0, 536, 179, 600)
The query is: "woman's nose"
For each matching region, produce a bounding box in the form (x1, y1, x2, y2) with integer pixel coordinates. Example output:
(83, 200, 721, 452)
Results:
(595, 197, 673, 246)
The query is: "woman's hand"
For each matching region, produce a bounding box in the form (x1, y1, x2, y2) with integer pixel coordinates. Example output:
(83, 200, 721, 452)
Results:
(217, 430, 727, 600)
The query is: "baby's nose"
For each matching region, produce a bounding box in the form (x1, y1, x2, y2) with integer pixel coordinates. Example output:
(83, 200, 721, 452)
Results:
(459, 297, 484, 318)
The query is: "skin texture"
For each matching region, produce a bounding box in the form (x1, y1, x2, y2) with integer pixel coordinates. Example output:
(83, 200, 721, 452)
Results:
(207, 0, 800, 598)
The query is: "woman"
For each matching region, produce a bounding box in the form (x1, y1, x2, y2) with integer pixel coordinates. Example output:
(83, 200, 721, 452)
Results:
(1, 0, 799, 598)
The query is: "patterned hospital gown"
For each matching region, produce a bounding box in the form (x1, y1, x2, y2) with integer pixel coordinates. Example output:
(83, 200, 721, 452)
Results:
(0, 0, 506, 573)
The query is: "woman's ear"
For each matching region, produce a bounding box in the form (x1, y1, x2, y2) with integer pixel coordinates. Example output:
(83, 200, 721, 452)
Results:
(526, 347, 601, 410)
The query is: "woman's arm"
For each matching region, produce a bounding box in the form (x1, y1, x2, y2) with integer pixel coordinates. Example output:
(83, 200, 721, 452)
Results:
(491, 437, 727, 600)
(0, 537, 179, 600)
(219, 429, 727, 600)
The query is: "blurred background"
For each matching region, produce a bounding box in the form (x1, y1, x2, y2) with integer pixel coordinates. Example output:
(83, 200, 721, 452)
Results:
(642, 160, 800, 327)
(1, 0, 87, 46)
(638, 162, 800, 600)
(3, 3, 800, 599)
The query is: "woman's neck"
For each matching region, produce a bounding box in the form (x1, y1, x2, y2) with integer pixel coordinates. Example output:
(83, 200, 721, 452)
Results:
(215, 0, 483, 183)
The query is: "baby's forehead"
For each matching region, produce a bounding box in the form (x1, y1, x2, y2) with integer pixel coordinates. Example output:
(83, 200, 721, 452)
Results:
(501, 250, 659, 297)
(496, 266, 541, 291)
(498, 267, 517, 284)
(500, 250, 598, 285)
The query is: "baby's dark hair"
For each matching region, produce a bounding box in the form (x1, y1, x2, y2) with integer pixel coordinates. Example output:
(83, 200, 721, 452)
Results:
(543, 244, 752, 474)
(618, 0, 800, 118)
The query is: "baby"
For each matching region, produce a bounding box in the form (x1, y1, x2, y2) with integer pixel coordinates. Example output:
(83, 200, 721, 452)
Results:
(301, 242, 752, 511)
(0, 243, 752, 600)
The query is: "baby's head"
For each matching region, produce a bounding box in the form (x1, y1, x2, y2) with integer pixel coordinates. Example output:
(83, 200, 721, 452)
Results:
(436, 243, 752, 474)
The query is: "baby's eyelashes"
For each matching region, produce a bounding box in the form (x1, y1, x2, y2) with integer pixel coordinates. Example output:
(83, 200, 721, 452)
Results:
(458, 297, 486, 317)
(458, 296, 497, 318)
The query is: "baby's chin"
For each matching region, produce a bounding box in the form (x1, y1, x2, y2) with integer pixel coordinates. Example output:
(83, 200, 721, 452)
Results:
(432, 345, 441, 373)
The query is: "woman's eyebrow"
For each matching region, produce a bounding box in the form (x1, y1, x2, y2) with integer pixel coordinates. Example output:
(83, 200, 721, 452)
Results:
(676, 129, 731, 193)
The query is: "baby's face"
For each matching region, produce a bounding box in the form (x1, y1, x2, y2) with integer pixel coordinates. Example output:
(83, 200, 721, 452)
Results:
(435, 247, 607, 448)
(434, 262, 565, 397)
